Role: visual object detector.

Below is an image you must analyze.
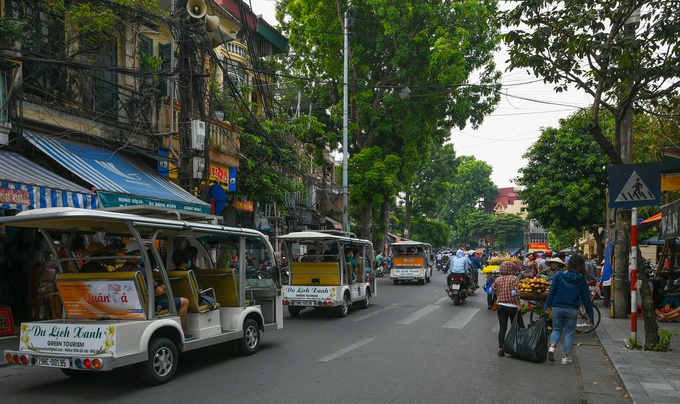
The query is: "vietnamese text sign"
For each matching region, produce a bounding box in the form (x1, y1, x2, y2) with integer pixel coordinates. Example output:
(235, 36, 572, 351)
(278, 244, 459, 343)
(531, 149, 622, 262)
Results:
(660, 199, 680, 239)
(57, 280, 146, 320)
(20, 323, 117, 355)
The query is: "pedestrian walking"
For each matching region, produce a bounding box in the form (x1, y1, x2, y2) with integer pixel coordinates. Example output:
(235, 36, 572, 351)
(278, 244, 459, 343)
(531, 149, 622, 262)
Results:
(491, 261, 524, 357)
(544, 254, 594, 364)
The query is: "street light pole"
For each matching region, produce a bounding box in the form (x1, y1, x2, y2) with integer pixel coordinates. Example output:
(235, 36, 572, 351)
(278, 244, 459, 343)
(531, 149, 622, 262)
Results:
(342, 10, 349, 232)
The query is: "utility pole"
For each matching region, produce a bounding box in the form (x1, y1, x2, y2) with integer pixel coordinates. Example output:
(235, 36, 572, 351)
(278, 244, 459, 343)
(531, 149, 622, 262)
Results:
(341, 9, 349, 232)
(612, 7, 640, 319)
(178, 0, 195, 192)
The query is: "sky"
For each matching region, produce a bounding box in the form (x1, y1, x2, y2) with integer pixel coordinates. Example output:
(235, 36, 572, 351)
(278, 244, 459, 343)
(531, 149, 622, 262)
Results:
(248, 0, 594, 188)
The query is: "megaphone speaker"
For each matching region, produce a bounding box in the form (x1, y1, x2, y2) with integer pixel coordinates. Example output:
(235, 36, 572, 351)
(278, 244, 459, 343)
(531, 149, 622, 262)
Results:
(186, 0, 207, 19)
(205, 14, 220, 32)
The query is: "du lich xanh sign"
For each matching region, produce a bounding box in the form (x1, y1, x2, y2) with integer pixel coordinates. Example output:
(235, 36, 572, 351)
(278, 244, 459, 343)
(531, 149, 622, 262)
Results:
(660, 199, 680, 239)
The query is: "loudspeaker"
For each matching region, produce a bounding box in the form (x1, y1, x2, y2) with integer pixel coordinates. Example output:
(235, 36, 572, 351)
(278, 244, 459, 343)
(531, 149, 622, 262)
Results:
(186, 0, 207, 19)
(205, 14, 219, 32)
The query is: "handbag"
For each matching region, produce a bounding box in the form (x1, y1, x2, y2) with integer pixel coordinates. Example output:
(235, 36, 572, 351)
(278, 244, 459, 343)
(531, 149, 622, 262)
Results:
(492, 303, 498, 311)
(502, 313, 549, 362)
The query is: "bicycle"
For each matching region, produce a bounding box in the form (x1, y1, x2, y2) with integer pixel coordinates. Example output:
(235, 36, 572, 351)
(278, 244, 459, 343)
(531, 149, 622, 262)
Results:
(528, 289, 601, 334)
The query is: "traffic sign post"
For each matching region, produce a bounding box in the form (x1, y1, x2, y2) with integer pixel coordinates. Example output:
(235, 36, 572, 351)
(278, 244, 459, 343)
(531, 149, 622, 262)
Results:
(609, 162, 661, 208)
(609, 162, 661, 340)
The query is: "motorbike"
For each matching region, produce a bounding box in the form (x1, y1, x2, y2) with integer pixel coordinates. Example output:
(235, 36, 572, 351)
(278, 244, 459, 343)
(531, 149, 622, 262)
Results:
(375, 263, 386, 278)
(280, 265, 290, 284)
(446, 274, 468, 305)
(436, 262, 443, 272)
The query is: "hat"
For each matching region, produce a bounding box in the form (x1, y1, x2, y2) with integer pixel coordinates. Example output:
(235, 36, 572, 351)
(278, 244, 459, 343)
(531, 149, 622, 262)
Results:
(125, 240, 143, 253)
(87, 242, 111, 256)
(546, 257, 566, 266)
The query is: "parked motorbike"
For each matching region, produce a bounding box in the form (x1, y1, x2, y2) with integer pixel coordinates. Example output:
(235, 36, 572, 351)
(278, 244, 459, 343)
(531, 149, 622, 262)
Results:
(446, 274, 468, 305)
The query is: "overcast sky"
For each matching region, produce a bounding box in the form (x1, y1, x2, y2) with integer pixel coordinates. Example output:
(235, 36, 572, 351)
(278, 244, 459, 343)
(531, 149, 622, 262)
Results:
(248, 0, 594, 188)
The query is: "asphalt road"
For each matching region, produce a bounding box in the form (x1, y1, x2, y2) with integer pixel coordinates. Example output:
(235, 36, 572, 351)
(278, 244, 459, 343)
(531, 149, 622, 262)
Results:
(1, 272, 588, 403)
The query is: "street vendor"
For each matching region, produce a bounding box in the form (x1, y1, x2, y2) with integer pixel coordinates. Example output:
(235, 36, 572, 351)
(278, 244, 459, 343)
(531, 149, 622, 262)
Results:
(539, 257, 566, 281)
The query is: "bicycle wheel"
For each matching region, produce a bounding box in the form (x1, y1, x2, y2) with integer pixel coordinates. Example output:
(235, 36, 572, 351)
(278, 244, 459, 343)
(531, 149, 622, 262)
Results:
(576, 304, 600, 334)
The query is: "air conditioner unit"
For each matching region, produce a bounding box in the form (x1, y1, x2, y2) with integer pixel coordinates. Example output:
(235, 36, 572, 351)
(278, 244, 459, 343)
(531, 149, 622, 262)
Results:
(191, 119, 205, 150)
(192, 156, 205, 179)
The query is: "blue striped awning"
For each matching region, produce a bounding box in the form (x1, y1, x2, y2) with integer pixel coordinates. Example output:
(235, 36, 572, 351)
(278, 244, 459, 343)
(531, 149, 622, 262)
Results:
(24, 132, 210, 214)
(0, 151, 97, 211)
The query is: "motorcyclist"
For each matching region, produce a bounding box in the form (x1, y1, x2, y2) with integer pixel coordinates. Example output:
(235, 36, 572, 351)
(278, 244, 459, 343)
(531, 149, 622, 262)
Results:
(446, 249, 473, 295)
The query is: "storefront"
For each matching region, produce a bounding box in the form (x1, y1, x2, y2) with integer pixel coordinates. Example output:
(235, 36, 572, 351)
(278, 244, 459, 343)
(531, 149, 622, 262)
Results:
(1, 150, 98, 327)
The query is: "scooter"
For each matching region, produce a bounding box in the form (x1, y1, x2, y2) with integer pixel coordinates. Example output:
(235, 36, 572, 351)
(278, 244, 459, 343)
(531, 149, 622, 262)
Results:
(375, 264, 386, 278)
(446, 274, 468, 305)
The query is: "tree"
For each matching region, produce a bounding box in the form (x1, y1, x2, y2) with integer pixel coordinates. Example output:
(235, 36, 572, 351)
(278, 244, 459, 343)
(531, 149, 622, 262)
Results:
(465, 211, 527, 252)
(277, 0, 502, 243)
(516, 109, 613, 257)
(445, 156, 497, 246)
(501, 0, 680, 319)
(411, 144, 459, 221)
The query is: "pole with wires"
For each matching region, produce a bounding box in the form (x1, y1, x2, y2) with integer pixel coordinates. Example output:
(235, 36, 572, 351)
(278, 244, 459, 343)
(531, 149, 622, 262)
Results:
(342, 9, 349, 232)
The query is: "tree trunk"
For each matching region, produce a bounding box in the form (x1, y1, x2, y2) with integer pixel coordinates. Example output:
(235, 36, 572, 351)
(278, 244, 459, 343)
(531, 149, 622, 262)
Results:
(593, 227, 605, 259)
(404, 191, 412, 239)
(613, 209, 631, 318)
(637, 253, 659, 349)
(381, 200, 391, 253)
(361, 204, 373, 244)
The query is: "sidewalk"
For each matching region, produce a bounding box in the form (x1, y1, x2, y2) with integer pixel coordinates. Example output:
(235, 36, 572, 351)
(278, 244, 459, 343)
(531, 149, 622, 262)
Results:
(593, 311, 680, 403)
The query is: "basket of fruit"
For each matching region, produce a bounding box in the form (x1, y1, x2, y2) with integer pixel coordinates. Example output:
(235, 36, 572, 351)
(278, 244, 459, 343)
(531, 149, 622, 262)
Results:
(519, 276, 551, 300)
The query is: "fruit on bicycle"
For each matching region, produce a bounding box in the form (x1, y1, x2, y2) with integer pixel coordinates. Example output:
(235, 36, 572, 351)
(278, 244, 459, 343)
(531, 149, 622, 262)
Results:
(519, 277, 551, 294)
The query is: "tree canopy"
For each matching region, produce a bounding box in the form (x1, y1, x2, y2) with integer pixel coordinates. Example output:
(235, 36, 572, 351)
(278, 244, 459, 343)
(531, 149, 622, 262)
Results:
(516, 110, 613, 234)
(277, 0, 502, 242)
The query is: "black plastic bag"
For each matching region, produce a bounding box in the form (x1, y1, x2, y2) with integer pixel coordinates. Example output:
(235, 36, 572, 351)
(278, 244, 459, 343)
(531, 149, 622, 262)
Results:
(503, 313, 548, 362)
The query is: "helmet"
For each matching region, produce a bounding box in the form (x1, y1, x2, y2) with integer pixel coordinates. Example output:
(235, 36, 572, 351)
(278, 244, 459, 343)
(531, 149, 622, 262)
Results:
(545, 250, 553, 257)
(125, 240, 143, 253)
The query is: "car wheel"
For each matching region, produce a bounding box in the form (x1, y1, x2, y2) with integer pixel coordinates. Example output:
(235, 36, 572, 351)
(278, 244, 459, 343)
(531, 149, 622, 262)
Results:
(238, 319, 260, 356)
(138, 337, 177, 386)
(336, 295, 350, 317)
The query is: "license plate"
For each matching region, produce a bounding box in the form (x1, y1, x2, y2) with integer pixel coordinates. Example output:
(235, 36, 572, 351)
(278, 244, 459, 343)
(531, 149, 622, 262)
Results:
(401, 277, 414, 280)
(452, 284, 460, 290)
(36, 357, 70, 368)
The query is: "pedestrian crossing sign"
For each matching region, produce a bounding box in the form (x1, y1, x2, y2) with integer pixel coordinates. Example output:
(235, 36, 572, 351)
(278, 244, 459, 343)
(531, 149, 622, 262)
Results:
(609, 162, 661, 208)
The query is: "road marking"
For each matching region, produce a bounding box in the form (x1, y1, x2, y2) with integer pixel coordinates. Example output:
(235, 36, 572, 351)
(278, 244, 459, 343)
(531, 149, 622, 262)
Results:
(318, 338, 375, 362)
(491, 323, 499, 333)
(434, 296, 449, 305)
(442, 308, 479, 329)
(352, 303, 399, 322)
(396, 304, 440, 325)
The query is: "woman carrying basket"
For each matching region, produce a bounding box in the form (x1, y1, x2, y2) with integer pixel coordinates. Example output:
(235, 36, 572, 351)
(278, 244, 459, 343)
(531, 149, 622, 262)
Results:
(491, 261, 524, 357)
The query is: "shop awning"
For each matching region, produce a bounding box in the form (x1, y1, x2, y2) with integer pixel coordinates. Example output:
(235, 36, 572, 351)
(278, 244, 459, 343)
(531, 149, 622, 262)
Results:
(638, 212, 662, 232)
(24, 132, 210, 214)
(325, 216, 342, 230)
(0, 151, 96, 211)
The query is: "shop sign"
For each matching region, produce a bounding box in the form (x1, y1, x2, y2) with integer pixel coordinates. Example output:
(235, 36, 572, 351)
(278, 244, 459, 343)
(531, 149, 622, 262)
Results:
(209, 164, 237, 191)
(529, 242, 549, 250)
(98, 192, 210, 214)
(20, 322, 117, 355)
(233, 198, 254, 212)
(56, 279, 146, 320)
(0, 188, 30, 206)
(660, 199, 680, 239)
